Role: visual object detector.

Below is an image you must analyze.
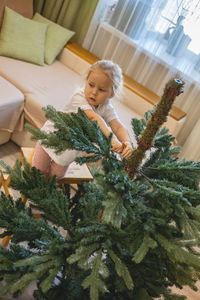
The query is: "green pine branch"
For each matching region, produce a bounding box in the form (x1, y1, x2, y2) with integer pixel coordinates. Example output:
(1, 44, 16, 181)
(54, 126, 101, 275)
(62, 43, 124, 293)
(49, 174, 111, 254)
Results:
(0, 158, 73, 233)
(26, 107, 117, 164)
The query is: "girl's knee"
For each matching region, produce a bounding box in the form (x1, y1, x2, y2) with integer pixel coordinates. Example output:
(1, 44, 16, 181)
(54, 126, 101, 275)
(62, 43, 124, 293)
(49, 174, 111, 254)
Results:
(50, 162, 68, 179)
(32, 142, 51, 174)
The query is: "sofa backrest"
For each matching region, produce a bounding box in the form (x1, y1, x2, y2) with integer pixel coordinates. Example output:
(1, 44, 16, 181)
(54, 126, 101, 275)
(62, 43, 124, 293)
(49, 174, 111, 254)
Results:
(0, 0, 33, 27)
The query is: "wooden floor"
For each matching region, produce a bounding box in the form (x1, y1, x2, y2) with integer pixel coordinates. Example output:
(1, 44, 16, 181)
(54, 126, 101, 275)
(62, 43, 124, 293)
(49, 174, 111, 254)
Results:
(0, 141, 200, 299)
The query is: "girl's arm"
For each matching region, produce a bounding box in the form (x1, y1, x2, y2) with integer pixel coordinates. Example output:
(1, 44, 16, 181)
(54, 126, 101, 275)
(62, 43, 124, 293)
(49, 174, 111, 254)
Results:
(109, 118, 133, 158)
(84, 109, 123, 153)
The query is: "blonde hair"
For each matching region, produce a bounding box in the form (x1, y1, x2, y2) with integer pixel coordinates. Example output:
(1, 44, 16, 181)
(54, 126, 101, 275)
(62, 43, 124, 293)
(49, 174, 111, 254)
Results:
(87, 60, 123, 97)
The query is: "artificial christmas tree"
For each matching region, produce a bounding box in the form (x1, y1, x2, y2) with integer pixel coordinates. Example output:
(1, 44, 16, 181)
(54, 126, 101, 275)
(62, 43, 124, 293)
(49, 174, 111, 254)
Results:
(0, 78, 200, 300)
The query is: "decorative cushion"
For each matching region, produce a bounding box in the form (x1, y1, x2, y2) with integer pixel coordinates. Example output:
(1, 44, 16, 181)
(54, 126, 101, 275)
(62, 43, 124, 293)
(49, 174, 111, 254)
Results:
(33, 13, 75, 65)
(0, 0, 33, 27)
(0, 7, 47, 65)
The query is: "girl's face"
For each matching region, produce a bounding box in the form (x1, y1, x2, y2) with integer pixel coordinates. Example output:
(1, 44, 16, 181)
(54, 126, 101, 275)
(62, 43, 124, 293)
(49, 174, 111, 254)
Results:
(84, 69, 114, 108)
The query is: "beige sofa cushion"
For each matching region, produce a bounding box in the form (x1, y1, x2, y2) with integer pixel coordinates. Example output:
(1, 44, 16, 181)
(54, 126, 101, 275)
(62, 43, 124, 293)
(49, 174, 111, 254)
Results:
(0, 0, 33, 27)
(0, 54, 83, 129)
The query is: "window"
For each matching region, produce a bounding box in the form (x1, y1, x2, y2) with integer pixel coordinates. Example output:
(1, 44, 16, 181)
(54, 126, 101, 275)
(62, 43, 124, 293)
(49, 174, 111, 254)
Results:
(84, 0, 200, 167)
(99, 0, 200, 82)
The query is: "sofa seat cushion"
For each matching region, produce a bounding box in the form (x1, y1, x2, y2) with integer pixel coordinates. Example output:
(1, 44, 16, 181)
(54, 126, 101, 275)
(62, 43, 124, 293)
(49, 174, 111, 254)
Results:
(0, 55, 83, 128)
(112, 100, 140, 143)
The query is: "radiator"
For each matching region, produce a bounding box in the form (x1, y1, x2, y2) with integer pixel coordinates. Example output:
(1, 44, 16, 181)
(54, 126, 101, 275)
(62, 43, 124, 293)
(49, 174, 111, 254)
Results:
(90, 22, 138, 74)
(89, 22, 173, 95)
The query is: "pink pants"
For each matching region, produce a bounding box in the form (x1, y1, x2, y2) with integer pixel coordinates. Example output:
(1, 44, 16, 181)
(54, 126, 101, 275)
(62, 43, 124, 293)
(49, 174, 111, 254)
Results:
(32, 142, 68, 178)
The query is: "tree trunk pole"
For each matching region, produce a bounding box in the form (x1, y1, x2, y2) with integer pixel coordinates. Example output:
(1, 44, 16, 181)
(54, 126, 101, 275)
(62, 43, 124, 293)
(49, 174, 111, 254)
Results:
(125, 78, 184, 178)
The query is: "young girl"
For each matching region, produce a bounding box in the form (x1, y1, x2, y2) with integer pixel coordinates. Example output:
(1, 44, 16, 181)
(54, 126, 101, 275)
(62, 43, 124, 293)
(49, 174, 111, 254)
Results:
(32, 60, 133, 178)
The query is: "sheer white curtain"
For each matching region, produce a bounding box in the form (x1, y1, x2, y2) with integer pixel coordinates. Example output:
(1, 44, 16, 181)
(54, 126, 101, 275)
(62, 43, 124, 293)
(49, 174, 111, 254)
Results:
(84, 0, 200, 161)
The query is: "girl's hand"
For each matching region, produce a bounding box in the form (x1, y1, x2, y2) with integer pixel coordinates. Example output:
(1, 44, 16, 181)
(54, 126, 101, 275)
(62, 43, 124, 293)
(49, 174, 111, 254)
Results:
(121, 141, 133, 159)
(111, 140, 123, 153)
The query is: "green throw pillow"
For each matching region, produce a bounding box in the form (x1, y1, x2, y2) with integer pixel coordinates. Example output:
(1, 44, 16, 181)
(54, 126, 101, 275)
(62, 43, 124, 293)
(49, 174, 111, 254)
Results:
(0, 7, 47, 65)
(33, 13, 75, 65)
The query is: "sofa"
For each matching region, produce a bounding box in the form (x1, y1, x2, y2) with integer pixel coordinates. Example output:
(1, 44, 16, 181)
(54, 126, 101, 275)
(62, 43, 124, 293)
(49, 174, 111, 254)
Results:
(0, 42, 144, 147)
(0, 1, 186, 150)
